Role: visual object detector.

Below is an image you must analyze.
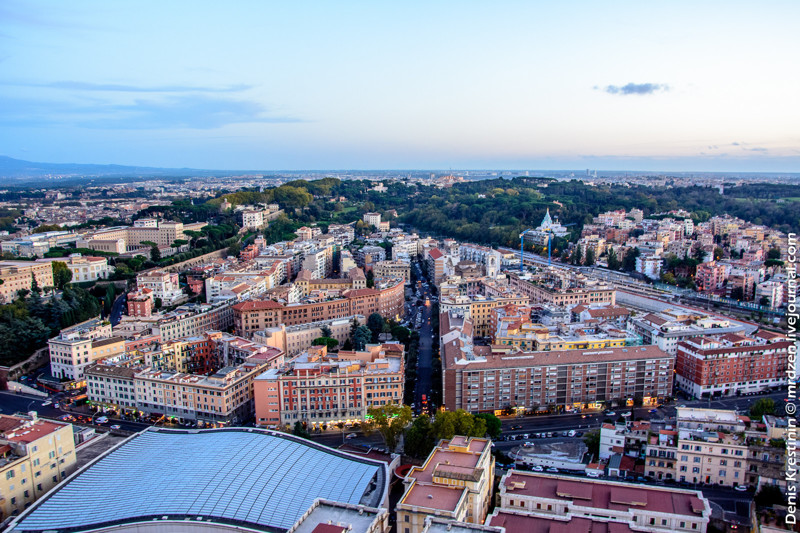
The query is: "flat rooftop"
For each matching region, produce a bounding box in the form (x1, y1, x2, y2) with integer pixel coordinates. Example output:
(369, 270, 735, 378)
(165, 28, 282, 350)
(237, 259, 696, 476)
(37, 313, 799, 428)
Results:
(10, 428, 387, 532)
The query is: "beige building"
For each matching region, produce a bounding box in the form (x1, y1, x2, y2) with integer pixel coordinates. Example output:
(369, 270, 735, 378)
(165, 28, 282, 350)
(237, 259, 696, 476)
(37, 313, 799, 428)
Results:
(0, 261, 55, 303)
(439, 295, 531, 337)
(48, 318, 125, 382)
(255, 315, 366, 356)
(0, 414, 76, 522)
(397, 436, 494, 533)
(507, 273, 616, 306)
(676, 408, 747, 487)
(374, 260, 411, 282)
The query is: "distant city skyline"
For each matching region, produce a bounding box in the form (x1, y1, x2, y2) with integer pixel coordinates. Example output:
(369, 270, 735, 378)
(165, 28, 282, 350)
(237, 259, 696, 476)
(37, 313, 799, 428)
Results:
(1, 1, 798, 172)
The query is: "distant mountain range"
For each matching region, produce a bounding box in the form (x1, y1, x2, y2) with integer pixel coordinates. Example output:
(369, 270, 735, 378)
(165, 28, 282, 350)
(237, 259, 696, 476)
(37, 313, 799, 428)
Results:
(0, 155, 235, 182)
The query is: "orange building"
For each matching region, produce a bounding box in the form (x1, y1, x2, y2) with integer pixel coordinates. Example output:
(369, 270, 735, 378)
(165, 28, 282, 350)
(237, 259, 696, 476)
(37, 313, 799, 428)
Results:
(254, 343, 404, 429)
(233, 279, 404, 337)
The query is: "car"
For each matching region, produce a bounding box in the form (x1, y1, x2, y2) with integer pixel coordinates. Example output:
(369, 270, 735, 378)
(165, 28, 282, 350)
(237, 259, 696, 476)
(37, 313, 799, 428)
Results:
(586, 471, 601, 478)
(561, 431, 568, 437)
(53, 403, 60, 409)
(547, 432, 554, 438)
(648, 409, 658, 414)
(95, 416, 108, 424)
(523, 442, 533, 447)
(110, 425, 121, 430)
(606, 411, 616, 416)
(568, 430, 576, 437)
(546, 467, 559, 473)
(622, 412, 631, 418)
(581, 414, 587, 418)
(522, 434, 529, 439)
(734, 485, 749, 492)
(41, 400, 52, 406)
(678, 405, 687, 408)
(531, 465, 544, 472)
(346, 433, 358, 439)
(510, 424, 522, 430)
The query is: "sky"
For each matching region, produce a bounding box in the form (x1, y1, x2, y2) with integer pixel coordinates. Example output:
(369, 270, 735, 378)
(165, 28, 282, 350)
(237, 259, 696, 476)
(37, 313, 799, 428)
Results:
(1, 1, 799, 172)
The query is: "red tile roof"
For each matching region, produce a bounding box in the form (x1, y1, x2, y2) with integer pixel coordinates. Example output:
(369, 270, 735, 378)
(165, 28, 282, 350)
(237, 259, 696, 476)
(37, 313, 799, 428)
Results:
(232, 300, 283, 311)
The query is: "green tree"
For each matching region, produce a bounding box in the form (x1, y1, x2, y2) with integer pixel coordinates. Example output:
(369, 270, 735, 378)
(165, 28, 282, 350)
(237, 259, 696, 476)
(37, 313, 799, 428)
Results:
(30, 273, 41, 295)
(154, 297, 163, 309)
(312, 337, 339, 351)
(320, 324, 332, 338)
(570, 245, 582, 266)
(584, 247, 595, 266)
(754, 484, 786, 508)
(353, 325, 372, 351)
(622, 247, 640, 272)
(33, 224, 62, 233)
(52, 261, 72, 290)
(150, 245, 161, 262)
(750, 398, 775, 422)
(404, 415, 436, 459)
(430, 409, 487, 440)
(228, 241, 241, 257)
(583, 429, 601, 457)
(367, 404, 412, 453)
(292, 421, 310, 439)
(367, 313, 385, 343)
(474, 412, 502, 439)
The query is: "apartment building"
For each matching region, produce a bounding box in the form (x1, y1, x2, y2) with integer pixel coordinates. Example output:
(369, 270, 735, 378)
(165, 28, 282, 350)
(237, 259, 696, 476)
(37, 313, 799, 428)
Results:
(233, 279, 404, 337)
(48, 318, 125, 382)
(85, 364, 140, 411)
(441, 312, 674, 413)
(439, 295, 531, 337)
(254, 315, 366, 356)
(507, 274, 616, 306)
(397, 436, 494, 533)
(363, 212, 381, 227)
(426, 249, 446, 285)
(134, 357, 272, 426)
(675, 331, 789, 397)
(253, 343, 404, 428)
(373, 260, 411, 282)
(674, 408, 748, 487)
(36, 254, 113, 283)
(628, 310, 746, 356)
(78, 220, 205, 252)
(0, 414, 76, 522)
(136, 270, 184, 306)
(0, 261, 55, 303)
(488, 472, 710, 533)
(157, 301, 235, 342)
(126, 288, 153, 317)
(645, 430, 679, 481)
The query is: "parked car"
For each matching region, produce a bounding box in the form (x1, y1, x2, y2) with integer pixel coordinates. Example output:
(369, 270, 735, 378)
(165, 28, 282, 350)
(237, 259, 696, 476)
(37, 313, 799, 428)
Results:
(734, 485, 749, 492)
(531, 465, 544, 472)
(606, 411, 616, 416)
(587, 471, 601, 478)
(546, 467, 559, 473)
(568, 430, 576, 437)
(95, 416, 109, 424)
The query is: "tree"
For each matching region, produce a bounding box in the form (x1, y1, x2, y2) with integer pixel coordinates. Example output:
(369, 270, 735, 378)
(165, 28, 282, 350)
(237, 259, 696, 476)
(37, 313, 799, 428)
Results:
(404, 415, 436, 459)
(367, 313, 385, 343)
(583, 429, 601, 457)
(320, 324, 332, 338)
(713, 247, 724, 261)
(292, 421, 310, 439)
(366, 269, 374, 288)
(474, 412, 502, 439)
(30, 274, 41, 295)
(570, 245, 582, 266)
(353, 325, 371, 351)
(584, 247, 595, 266)
(228, 241, 241, 257)
(430, 410, 487, 441)
(150, 245, 161, 263)
(754, 484, 786, 508)
(52, 261, 72, 290)
(33, 224, 62, 233)
(154, 297, 163, 309)
(312, 337, 339, 351)
(750, 398, 775, 422)
(367, 404, 412, 453)
(622, 247, 640, 272)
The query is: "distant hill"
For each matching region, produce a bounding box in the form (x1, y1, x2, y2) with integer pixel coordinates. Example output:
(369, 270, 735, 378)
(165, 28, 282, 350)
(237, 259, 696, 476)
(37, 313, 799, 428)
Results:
(0, 155, 232, 182)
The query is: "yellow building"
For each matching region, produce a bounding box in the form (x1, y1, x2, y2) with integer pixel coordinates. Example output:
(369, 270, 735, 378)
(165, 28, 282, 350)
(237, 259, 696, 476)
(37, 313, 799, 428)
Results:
(0, 261, 55, 304)
(676, 434, 747, 487)
(0, 414, 76, 521)
(397, 436, 494, 533)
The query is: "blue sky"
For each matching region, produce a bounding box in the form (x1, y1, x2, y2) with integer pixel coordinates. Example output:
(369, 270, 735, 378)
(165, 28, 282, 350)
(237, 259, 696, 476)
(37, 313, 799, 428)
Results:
(1, 1, 798, 171)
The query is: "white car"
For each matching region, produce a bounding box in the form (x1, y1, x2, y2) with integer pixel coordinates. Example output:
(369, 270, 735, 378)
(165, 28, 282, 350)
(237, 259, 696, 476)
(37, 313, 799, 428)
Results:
(531, 465, 544, 472)
(587, 471, 601, 478)
(41, 400, 52, 407)
(568, 430, 576, 437)
(734, 485, 749, 492)
(346, 433, 358, 439)
(95, 416, 109, 424)
(110, 425, 121, 430)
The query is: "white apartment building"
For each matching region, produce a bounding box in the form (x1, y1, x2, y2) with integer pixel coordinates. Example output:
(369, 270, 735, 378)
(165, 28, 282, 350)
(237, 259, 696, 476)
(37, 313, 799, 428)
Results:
(136, 270, 184, 305)
(48, 319, 125, 382)
(363, 212, 381, 227)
